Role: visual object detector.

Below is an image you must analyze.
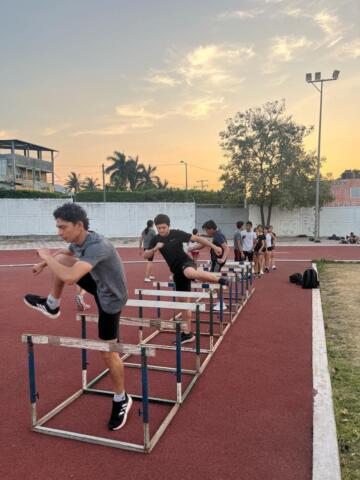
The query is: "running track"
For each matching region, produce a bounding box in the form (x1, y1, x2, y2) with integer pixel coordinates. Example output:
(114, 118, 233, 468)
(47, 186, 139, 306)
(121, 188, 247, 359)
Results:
(0, 245, 359, 480)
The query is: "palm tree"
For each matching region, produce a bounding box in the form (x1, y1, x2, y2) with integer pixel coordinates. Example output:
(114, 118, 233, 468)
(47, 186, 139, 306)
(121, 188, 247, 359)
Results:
(65, 172, 82, 195)
(82, 177, 100, 191)
(156, 177, 169, 189)
(137, 164, 159, 190)
(105, 151, 128, 190)
(126, 156, 145, 191)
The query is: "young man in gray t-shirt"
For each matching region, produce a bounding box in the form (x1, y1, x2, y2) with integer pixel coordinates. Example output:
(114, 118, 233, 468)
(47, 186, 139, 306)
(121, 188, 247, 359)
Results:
(233, 221, 244, 261)
(24, 203, 131, 432)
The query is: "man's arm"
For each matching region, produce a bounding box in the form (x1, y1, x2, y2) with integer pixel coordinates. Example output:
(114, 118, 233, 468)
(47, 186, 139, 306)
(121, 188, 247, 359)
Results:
(190, 234, 222, 257)
(235, 238, 243, 254)
(32, 248, 73, 275)
(38, 252, 92, 285)
(143, 241, 164, 259)
(217, 242, 230, 264)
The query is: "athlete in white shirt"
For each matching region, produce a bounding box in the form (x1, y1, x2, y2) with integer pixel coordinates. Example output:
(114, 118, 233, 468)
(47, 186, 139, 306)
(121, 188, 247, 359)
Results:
(241, 221, 257, 262)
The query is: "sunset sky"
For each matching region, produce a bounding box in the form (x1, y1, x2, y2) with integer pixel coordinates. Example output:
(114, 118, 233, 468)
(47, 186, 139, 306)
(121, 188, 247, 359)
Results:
(1, 0, 359, 190)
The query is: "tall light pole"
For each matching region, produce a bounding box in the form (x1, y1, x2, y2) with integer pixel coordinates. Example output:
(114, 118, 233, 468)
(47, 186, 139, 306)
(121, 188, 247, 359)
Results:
(306, 69, 340, 242)
(180, 160, 188, 201)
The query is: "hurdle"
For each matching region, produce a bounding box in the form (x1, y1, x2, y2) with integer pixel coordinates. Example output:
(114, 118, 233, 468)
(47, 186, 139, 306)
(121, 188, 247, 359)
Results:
(21, 333, 162, 453)
(76, 298, 208, 404)
(151, 281, 231, 334)
(134, 288, 219, 345)
(77, 313, 198, 404)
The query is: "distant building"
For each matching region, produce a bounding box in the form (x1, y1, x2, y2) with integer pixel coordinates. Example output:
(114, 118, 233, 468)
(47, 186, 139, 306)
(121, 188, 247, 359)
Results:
(0, 139, 57, 191)
(326, 178, 360, 206)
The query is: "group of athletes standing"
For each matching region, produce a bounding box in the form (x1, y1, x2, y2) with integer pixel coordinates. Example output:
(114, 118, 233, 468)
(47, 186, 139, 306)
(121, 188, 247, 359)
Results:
(140, 218, 277, 280)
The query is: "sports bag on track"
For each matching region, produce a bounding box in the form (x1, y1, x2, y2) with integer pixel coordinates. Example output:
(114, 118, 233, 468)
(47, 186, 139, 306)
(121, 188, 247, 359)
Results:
(289, 273, 303, 285)
(301, 268, 319, 289)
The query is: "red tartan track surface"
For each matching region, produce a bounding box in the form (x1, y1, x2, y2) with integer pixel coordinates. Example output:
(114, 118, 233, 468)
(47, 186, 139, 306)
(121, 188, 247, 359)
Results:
(0, 245, 359, 480)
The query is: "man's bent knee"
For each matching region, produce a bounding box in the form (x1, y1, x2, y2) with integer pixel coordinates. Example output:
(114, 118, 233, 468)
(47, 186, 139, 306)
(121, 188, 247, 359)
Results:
(183, 267, 196, 279)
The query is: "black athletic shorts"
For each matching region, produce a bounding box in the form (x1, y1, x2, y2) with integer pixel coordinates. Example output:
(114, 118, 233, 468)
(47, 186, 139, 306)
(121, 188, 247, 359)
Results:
(266, 246, 273, 252)
(210, 258, 225, 272)
(144, 247, 154, 262)
(243, 251, 254, 262)
(172, 259, 197, 292)
(77, 273, 120, 341)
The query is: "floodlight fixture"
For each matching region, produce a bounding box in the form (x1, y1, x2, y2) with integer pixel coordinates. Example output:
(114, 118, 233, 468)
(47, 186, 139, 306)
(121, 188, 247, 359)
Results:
(304, 68, 340, 242)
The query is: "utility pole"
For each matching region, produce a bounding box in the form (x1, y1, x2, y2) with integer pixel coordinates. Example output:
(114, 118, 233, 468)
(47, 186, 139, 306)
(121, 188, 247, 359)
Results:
(180, 161, 188, 201)
(305, 69, 340, 242)
(196, 179, 208, 190)
(102, 164, 106, 202)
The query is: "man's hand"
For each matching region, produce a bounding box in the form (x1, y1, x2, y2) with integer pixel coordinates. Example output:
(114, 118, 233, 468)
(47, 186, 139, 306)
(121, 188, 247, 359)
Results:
(32, 263, 45, 276)
(217, 258, 225, 264)
(37, 248, 52, 260)
(213, 246, 222, 257)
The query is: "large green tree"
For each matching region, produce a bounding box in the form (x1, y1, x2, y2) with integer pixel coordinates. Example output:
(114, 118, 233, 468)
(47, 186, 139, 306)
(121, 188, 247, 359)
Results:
(219, 100, 333, 225)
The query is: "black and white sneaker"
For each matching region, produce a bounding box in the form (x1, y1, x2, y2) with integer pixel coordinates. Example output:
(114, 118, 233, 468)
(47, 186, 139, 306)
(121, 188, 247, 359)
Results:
(108, 394, 133, 431)
(24, 294, 60, 319)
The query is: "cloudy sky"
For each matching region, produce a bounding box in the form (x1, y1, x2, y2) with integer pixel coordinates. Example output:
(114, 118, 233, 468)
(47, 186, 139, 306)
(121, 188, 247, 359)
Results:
(1, 0, 359, 189)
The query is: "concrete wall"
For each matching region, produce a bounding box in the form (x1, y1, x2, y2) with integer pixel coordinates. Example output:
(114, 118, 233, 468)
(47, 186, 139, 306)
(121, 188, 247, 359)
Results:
(0, 199, 195, 236)
(196, 205, 248, 238)
(79, 202, 195, 237)
(249, 205, 360, 237)
(0, 199, 69, 235)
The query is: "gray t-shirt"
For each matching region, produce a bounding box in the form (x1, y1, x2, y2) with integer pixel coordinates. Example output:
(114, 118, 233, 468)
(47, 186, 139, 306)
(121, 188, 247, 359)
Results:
(233, 229, 243, 251)
(141, 228, 156, 249)
(69, 231, 128, 314)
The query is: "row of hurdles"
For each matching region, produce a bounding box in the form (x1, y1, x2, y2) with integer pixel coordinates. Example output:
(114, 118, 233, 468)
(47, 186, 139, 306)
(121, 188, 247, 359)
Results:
(22, 260, 255, 453)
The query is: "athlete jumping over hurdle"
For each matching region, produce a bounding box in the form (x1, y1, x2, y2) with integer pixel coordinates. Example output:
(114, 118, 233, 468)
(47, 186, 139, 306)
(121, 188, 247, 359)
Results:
(144, 214, 230, 344)
(23, 203, 132, 432)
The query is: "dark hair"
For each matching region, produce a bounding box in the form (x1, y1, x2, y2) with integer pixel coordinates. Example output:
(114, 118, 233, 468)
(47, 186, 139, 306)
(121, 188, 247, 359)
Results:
(246, 221, 252, 227)
(236, 221, 244, 229)
(145, 219, 154, 235)
(53, 203, 89, 230)
(154, 214, 170, 226)
(202, 220, 217, 230)
(192, 228, 198, 235)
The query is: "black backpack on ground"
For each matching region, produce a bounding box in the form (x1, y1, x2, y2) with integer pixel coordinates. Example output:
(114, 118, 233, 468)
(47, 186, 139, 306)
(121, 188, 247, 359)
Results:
(289, 273, 303, 285)
(301, 268, 319, 289)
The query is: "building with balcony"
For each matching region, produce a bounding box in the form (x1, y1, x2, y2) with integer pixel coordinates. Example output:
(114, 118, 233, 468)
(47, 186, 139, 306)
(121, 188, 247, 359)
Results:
(0, 139, 57, 191)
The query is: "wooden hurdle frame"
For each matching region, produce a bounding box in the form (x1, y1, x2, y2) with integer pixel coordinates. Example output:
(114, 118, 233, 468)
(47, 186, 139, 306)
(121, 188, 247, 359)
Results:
(22, 333, 158, 452)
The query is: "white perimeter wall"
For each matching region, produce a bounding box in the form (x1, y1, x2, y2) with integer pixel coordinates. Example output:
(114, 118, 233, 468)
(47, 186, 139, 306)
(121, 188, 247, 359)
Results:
(249, 205, 360, 236)
(0, 199, 195, 236)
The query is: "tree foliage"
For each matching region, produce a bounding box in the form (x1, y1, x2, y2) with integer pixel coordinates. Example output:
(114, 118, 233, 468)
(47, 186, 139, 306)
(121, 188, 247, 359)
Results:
(219, 100, 333, 225)
(81, 177, 100, 191)
(105, 151, 167, 191)
(340, 169, 360, 179)
(65, 172, 82, 195)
